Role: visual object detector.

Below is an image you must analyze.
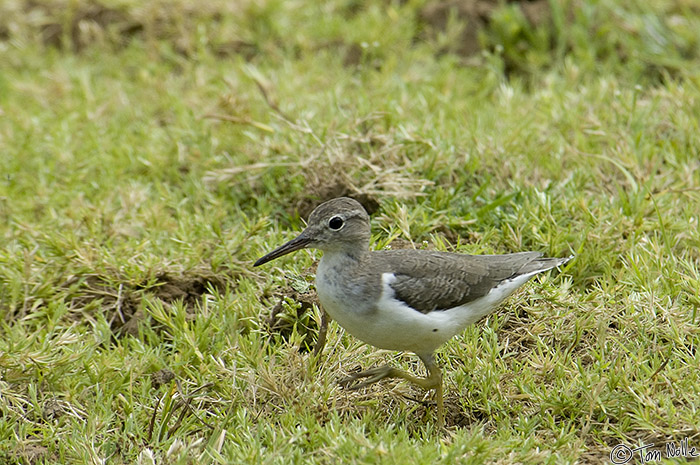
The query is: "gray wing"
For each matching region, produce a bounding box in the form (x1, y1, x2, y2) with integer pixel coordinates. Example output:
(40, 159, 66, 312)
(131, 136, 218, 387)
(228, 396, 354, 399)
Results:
(375, 250, 561, 313)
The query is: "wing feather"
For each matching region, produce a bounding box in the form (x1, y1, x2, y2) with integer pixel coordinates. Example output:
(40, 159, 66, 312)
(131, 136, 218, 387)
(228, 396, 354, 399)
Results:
(374, 250, 547, 313)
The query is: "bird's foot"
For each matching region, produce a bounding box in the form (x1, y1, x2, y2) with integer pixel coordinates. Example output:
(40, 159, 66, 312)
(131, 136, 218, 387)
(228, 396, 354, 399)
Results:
(338, 360, 445, 429)
(338, 365, 395, 390)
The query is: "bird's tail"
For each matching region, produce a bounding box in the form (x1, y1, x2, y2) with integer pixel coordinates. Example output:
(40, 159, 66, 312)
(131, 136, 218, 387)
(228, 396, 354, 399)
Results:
(519, 255, 573, 275)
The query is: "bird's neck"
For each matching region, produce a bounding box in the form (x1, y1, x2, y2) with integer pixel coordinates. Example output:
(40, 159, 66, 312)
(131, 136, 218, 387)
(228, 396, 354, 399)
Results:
(319, 239, 369, 260)
(318, 244, 370, 274)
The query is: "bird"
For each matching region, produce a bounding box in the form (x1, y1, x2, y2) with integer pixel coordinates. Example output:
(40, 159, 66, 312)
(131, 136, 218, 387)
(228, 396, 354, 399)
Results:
(254, 197, 571, 427)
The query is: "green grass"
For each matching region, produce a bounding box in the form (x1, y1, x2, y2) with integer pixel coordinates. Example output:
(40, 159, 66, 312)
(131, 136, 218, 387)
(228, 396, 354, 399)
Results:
(1, 0, 700, 463)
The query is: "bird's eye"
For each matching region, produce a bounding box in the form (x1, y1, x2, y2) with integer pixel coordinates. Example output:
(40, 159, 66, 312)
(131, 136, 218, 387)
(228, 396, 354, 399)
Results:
(328, 216, 344, 230)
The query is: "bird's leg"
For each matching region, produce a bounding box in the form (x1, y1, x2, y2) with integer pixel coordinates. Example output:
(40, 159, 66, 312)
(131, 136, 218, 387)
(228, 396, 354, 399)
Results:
(338, 353, 444, 428)
(311, 308, 330, 358)
(418, 353, 444, 429)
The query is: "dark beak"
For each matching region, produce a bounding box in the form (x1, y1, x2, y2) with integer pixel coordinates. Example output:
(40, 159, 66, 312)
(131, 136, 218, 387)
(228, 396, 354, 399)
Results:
(254, 232, 311, 267)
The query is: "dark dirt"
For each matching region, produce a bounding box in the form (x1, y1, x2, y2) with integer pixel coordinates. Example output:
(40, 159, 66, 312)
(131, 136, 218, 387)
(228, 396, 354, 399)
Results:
(7, 444, 53, 465)
(265, 282, 322, 353)
(261, 264, 328, 353)
(419, 0, 552, 57)
(26, 0, 138, 51)
(8, 0, 247, 57)
(41, 398, 65, 421)
(65, 269, 228, 337)
(151, 368, 177, 389)
(2, 0, 554, 77)
(290, 180, 380, 221)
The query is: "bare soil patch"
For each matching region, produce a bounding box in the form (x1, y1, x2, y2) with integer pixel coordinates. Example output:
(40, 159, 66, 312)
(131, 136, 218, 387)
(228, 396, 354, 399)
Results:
(64, 269, 227, 337)
(419, 0, 552, 57)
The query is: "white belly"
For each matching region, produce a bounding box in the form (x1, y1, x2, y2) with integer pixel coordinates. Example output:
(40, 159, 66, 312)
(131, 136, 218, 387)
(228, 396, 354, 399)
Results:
(316, 267, 535, 355)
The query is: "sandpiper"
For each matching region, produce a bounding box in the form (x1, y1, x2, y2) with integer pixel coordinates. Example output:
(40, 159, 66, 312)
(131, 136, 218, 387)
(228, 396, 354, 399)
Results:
(254, 197, 571, 427)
